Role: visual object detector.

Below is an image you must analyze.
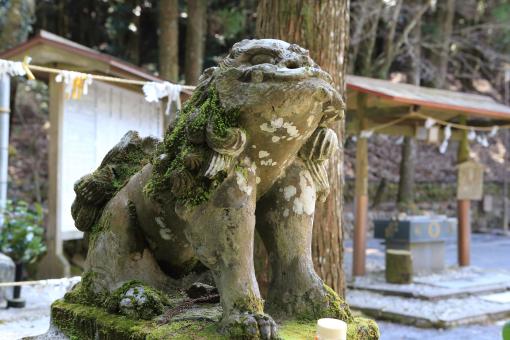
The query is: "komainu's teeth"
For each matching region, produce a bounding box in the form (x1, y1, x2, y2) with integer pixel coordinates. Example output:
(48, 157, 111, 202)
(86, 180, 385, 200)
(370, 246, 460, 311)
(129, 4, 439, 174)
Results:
(251, 70, 264, 83)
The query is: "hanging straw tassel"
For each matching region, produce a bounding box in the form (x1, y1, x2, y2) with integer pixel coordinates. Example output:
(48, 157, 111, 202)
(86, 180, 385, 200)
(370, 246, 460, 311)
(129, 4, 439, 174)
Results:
(22, 56, 36, 80)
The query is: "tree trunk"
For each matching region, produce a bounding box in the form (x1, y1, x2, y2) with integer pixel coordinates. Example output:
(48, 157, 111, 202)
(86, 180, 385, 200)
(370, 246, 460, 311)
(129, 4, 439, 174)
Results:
(397, 2, 422, 212)
(397, 137, 416, 211)
(184, 0, 207, 85)
(359, 0, 383, 77)
(0, 0, 35, 51)
(159, 0, 180, 82)
(378, 0, 403, 79)
(256, 0, 349, 295)
(433, 0, 455, 89)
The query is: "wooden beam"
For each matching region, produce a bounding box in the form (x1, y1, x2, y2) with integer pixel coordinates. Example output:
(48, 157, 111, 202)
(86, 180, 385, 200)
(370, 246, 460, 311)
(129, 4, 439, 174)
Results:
(347, 105, 411, 119)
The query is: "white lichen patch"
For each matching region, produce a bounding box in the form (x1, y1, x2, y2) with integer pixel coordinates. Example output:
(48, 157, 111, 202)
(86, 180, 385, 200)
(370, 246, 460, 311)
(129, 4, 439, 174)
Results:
(260, 159, 274, 166)
(159, 228, 173, 240)
(292, 172, 316, 216)
(251, 144, 257, 149)
(236, 170, 253, 196)
(283, 209, 289, 217)
(256, 176, 261, 184)
(155, 216, 166, 229)
(259, 150, 270, 158)
(155, 217, 173, 240)
(283, 185, 297, 201)
(283, 122, 299, 138)
(260, 117, 299, 140)
(271, 117, 284, 128)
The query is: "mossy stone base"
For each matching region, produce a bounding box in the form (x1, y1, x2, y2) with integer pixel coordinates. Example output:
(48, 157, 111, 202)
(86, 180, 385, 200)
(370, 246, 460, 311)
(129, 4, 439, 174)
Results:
(50, 299, 379, 339)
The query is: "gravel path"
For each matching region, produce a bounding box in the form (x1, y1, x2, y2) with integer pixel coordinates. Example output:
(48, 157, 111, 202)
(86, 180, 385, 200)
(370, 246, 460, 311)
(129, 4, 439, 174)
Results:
(0, 277, 79, 340)
(0, 234, 508, 339)
(345, 233, 510, 339)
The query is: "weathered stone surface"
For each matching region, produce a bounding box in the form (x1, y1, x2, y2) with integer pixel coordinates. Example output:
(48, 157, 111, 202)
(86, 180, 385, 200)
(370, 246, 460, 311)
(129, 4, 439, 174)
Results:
(0, 252, 15, 301)
(65, 39, 376, 339)
(186, 282, 219, 300)
(43, 299, 378, 340)
(386, 250, 413, 284)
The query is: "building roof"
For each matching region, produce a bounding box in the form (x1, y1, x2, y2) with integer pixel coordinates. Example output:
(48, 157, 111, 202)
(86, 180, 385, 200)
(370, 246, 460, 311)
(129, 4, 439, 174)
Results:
(346, 75, 510, 138)
(0, 30, 160, 82)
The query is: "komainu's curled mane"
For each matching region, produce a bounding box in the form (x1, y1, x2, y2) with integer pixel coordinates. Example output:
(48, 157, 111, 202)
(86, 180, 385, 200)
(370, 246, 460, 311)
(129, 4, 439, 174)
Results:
(68, 39, 379, 340)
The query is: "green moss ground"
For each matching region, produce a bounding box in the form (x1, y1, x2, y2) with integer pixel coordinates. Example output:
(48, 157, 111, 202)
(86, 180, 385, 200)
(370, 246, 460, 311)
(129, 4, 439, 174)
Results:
(51, 300, 379, 340)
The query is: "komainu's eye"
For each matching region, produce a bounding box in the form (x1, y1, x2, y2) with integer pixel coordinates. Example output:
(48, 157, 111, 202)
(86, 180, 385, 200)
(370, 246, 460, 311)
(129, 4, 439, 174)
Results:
(251, 54, 275, 65)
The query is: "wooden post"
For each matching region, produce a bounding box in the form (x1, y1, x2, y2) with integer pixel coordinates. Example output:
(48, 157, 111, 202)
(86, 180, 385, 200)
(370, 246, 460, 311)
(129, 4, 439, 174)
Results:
(353, 95, 369, 277)
(457, 118, 471, 267)
(37, 78, 70, 279)
(0, 75, 10, 227)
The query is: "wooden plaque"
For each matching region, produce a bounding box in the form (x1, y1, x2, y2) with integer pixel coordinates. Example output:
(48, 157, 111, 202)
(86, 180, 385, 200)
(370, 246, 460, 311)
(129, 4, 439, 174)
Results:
(457, 160, 484, 200)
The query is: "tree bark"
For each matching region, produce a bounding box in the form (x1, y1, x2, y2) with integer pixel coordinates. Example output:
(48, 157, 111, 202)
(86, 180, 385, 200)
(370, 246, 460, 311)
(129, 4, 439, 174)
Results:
(359, 0, 383, 77)
(378, 0, 429, 79)
(397, 137, 416, 211)
(0, 0, 35, 51)
(397, 2, 422, 212)
(433, 0, 455, 89)
(159, 0, 180, 82)
(184, 0, 207, 85)
(256, 0, 349, 295)
(377, 0, 403, 78)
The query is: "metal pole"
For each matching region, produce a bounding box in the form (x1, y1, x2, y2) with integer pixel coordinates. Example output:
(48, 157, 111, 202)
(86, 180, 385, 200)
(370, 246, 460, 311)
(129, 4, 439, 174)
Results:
(0, 74, 10, 227)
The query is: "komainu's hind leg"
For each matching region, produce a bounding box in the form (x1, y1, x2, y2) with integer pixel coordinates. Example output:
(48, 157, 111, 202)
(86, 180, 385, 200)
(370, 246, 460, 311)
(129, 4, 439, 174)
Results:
(256, 158, 352, 322)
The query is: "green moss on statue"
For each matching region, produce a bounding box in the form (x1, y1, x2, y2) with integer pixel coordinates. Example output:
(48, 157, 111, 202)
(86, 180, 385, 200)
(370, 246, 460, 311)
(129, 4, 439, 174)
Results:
(64, 271, 107, 307)
(233, 291, 264, 314)
(52, 298, 379, 340)
(146, 86, 240, 207)
(105, 280, 172, 320)
(322, 284, 353, 323)
(347, 317, 380, 340)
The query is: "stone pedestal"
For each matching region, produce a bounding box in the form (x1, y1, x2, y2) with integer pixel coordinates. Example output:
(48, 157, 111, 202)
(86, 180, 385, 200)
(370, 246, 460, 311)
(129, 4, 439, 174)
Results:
(0, 252, 14, 301)
(375, 215, 456, 275)
(26, 299, 379, 340)
(388, 240, 445, 274)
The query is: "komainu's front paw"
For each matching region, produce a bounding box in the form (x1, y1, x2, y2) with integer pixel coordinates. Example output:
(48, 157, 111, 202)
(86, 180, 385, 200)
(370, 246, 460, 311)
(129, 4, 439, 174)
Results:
(220, 311, 279, 339)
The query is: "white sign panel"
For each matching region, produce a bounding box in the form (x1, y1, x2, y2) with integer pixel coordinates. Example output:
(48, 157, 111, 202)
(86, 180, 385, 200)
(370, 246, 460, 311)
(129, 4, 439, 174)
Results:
(60, 81, 163, 239)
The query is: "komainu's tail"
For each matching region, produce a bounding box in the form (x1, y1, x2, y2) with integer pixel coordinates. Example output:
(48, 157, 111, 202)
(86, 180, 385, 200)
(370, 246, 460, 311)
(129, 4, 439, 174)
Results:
(71, 131, 158, 232)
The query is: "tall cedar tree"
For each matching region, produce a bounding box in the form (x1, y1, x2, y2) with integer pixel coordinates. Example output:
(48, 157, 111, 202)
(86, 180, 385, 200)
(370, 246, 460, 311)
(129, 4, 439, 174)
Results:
(159, 0, 180, 82)
(185, 0, 207, 85)
(256, 0, 349, 295)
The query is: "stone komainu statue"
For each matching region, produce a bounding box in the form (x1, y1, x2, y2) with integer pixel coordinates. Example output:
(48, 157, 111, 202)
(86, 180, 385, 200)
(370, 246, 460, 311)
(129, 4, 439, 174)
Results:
(68, 39, 379, 339)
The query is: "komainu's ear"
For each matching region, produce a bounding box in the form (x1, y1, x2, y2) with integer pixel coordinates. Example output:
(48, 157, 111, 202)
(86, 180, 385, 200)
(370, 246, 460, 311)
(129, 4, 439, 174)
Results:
(321, 90, 345, 126)
(298, 127, 339, 202)
(298, 127, 338, 162)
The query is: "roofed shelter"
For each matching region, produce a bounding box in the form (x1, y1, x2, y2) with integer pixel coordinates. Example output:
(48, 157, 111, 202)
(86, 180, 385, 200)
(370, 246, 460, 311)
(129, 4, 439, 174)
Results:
(0, 31, 165, 278)
(345, 74, 510, 277)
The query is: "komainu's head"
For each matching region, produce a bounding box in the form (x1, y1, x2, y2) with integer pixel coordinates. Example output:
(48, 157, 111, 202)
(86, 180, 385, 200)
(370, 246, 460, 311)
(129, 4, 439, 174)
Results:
(152, 39, 344, 205)
(196, 39, 344, 126)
